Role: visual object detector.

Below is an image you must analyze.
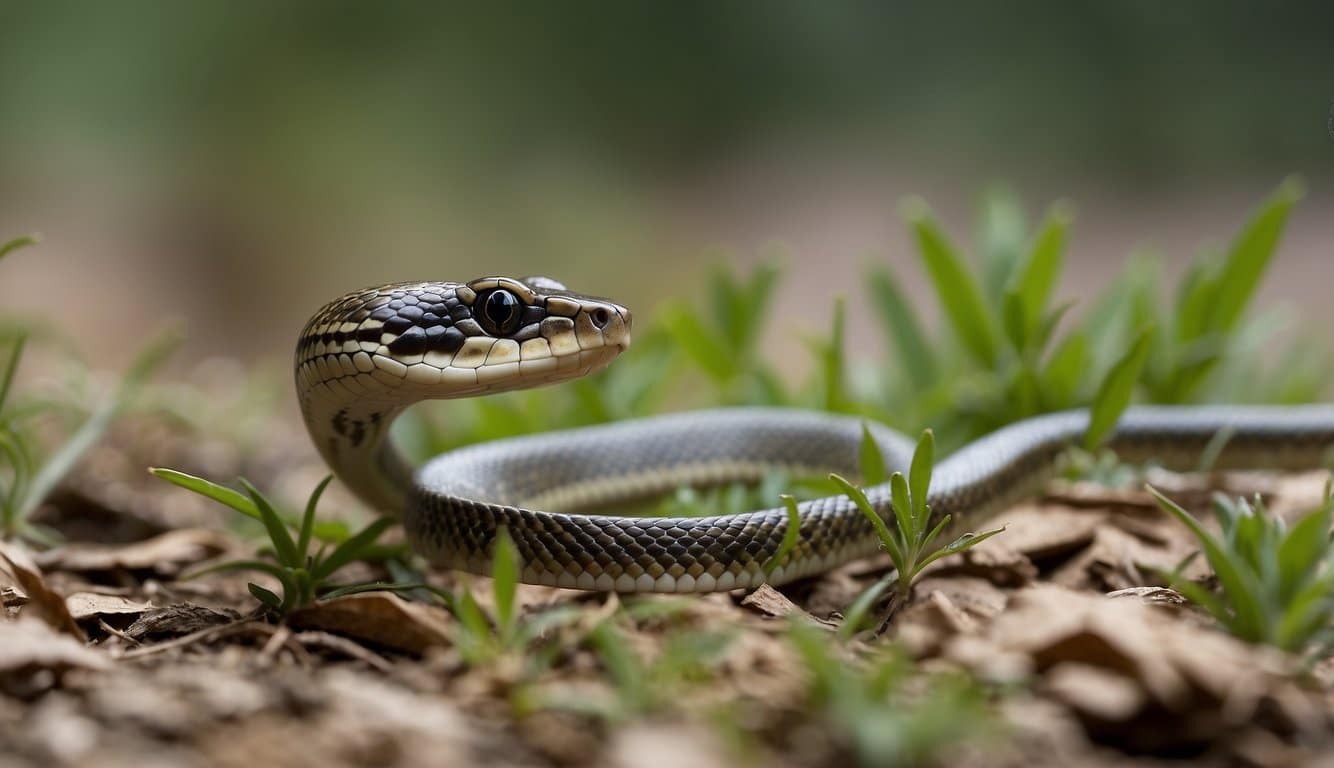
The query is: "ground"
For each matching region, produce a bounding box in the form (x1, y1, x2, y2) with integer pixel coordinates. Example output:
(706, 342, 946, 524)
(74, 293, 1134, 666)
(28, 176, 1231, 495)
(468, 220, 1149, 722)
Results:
(3, 409, 1334, 768)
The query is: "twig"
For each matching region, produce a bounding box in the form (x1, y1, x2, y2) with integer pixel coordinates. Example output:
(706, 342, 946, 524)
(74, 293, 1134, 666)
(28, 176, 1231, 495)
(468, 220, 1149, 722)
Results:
(97, 619, 140, 647)
(294, 630, 394, 673)
(115, 619, 275, 660)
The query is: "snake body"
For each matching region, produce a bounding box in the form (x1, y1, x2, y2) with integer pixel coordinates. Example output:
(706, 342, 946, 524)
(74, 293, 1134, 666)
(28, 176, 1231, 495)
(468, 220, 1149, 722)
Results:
(298, 277, 1334, 593)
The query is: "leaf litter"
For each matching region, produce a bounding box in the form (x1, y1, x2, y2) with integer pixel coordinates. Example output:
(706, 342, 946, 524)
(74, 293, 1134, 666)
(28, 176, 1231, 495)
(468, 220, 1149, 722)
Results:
(3, 421, 1334, 767)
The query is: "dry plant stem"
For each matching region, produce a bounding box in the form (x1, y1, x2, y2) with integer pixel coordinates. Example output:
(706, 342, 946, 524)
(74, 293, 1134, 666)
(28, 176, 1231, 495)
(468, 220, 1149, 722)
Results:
(875, 588, 910, 637)
(115, 619, 275, 660)
(295, 631, 395, 672)
(97, 619, 140, 646)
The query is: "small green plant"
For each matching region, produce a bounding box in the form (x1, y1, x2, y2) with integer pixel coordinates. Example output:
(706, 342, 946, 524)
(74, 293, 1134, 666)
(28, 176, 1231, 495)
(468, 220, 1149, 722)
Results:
(866, 179, 1313, 452)
(1, 235, 177, 544)
(659, 261, 788, 405)
(150, 468, 394, 614)
(519, 614, 733, 723)
(831, 429, 1004, 623)
(432, 528, 584, 666)
(1149, 483, 1334, 656)
(788, 620, 994, 767)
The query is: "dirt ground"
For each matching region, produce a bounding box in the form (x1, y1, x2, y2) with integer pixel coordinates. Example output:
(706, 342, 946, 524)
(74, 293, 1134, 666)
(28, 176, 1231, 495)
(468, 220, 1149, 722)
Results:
(4, 403, 1334, 768)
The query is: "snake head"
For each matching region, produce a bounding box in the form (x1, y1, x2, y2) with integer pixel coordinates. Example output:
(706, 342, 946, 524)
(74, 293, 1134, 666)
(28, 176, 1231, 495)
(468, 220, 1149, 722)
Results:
(297, 276, 631, 405)
(455, 276, 632, 392)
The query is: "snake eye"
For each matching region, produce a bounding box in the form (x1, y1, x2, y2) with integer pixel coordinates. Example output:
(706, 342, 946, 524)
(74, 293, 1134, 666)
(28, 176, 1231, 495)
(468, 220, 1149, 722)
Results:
(478, 289, 523, 335)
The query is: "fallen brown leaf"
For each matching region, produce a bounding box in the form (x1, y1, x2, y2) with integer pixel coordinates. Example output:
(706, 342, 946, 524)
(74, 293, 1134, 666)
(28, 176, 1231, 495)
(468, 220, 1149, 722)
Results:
(0, 541, 86, 640)
(1044, 662, 1147, 723)
(125, 603, 240, 642)
(65, 592, 154, 623)
(35, 528, 231, 577)
(287, 592, 453, 655)
(986, 503, 1103, 563)
(944, 584, 1320, 753)
(0, 617, 110, 697)
(740, 584, 836, 630)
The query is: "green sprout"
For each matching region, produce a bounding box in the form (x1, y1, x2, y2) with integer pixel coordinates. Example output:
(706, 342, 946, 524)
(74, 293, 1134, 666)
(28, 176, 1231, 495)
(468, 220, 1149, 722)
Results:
(150, 468, 394, 614)
(788, 620, 994, 767)
(1150, 483, 1334, 657)
(518, 615, 733, 723)
(435, 528, 583, 666)
(831, 429, 1004, 624)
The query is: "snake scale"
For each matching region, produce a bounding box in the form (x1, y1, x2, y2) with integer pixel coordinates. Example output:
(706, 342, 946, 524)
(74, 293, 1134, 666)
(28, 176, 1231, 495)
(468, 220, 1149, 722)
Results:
(297, 276, 1334, 593)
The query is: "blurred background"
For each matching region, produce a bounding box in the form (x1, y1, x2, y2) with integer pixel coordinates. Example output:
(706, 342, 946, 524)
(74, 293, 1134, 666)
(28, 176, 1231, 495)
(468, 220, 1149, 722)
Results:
(1, 2, 1331, 376)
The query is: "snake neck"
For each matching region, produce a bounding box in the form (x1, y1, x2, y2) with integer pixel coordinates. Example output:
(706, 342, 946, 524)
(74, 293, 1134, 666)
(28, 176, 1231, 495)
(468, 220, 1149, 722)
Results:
(300, 391, 414, 515)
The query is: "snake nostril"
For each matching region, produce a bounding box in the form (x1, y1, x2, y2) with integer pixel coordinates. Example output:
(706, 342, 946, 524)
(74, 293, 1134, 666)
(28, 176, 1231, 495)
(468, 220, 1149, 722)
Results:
(591, 307, 611, 329)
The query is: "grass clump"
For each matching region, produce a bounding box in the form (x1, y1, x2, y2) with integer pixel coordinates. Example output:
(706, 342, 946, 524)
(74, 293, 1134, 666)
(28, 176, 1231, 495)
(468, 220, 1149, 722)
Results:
(867, 178, 1311, 451)
(831, 428, 1004, 625)
(150, 468, 394, 614)
(434, 528, 583, 666)
(1150, 482, 1334, 657)
(2, 235, 177, 544)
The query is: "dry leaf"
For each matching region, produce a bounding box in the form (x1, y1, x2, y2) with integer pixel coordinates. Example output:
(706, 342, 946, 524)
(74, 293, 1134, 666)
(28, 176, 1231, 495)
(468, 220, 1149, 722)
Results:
(65, 592, 154, 623)
(0, 617, 110, 697)
(35, 528, 231, 576)
(1044, 662, 1146, 723)
(1105, 586, 1188, 608)
(0, 540, 86, 640)
(288, 592, 453, 655)
(987, 503, 1102, 562)
(125, 603, 240, 642)
(740, 584, 836, 630)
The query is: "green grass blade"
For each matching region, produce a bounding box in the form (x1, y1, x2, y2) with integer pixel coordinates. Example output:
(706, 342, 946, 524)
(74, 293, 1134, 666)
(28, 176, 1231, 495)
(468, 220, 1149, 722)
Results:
(889, 473, 914, 551)
(1171, 257, 1220, 343)
(810, 297, 850, 413)
(867, 267, 935, 391)
(242, 479, 300, 567)
(918, 513, 952, 554)
(839, 574, 895, 640)
(1170, 578, 1234, 629)
(917, 526, 1005, 570)
(1084, 326, 1153, 451)
(296, 476, 333, 563)
(858, 423, 888, 487)
(908, 429, 934, 530)
(0, 334, 26, 415)
(1010, 203, 1072, 330)
(977, 184, 1029, 306)
(150, 467, 260, 519)
(1040, 329, 1088, 408)
(311, 517, 393, 581)
(318, 581, 429, 600)
(904, 198, 999, 367)
(454, 586, 494, 641)
(1149, 486, 1269, 638)
(1206, 178, 1303, 334)
(0, 235, 38, 262)
(1001, 289, 1028, 353)
(721, 263, 780, 357)
(1276, 499, 1333, 603)
(830, 473, 903, 566)
(660, 303, 735, 383)
(185, 558, 291, 582)
(491, 527, 521, 644)
(247, 582, 283, 609)
(16, 329, 179, 523)
(1275, 574, 1334, 651)
(763, 495, 803, 579)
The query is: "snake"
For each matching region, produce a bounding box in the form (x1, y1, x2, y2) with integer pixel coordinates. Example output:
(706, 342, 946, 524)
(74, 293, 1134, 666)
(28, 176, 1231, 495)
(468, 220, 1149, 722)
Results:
(297, 276, 1334, 593)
